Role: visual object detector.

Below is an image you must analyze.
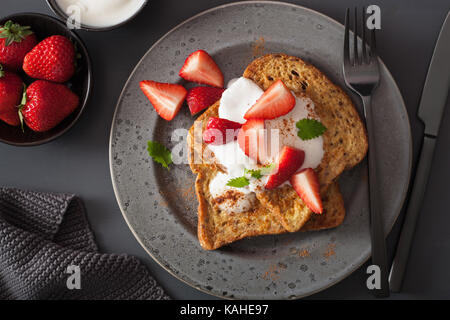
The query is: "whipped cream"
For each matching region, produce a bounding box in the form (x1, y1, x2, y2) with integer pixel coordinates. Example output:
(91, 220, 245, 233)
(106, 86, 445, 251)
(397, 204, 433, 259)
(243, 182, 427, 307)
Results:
(209, 173, 258, 213)
(265, 96, 324, 169)
(208, 77, 324, 213)
(219, 78, 263, 124)
(55, 0, 146, 28)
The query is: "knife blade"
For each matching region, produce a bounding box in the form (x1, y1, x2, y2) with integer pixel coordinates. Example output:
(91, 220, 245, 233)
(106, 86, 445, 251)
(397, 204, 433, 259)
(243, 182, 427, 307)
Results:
(418, 11, 450, 136)
(389, 11, 450, 292)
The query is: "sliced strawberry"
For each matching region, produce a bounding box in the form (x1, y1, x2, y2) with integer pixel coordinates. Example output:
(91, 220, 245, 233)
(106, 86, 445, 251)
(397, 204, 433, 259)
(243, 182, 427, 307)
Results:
(179, 50, 224, 88)
(187, 86, 225, 115)
(139, 80, 187, 121)
(237, 118, 267, 163)
(265, 146, 305, 189)
(244, 80, 295, 120)
(203, 117, 242, 145)
(290, 168, 323, 214)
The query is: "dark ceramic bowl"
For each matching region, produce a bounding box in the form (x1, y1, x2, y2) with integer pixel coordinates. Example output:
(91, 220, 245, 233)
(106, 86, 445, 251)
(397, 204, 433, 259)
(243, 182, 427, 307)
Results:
(0, 13, 92, 146)
(46, 0, 148, 32)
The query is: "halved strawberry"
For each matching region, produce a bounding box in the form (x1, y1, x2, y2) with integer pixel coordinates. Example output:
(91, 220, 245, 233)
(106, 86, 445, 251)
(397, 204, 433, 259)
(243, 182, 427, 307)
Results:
(139, 80, 187, 121)
(187, 86, 225, 115)
(290, 168, 323, 214)
(203, 117, 242, 145)
(243, 80, 295, 120)
(265, 146, 305, 189)
(179, 50, 224, 88)
(237, 118, 267, 163)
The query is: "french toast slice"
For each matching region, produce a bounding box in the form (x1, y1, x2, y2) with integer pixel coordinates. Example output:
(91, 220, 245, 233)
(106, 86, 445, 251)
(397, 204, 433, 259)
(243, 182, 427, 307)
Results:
(188, 103, 344, 250)
(187, 53, 367, 249)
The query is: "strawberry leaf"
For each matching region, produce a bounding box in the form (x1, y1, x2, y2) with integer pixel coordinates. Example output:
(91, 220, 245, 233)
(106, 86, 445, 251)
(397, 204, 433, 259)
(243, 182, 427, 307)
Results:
(147, 140, 172, 170)
(0, 20, 33, 46)
(17, 84, 27, 133)
(296, 118, 326, 140)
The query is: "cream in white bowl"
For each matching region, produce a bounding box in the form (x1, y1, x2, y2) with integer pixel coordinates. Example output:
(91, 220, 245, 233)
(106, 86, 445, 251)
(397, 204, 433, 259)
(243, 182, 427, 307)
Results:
(55, 0, 146, 28)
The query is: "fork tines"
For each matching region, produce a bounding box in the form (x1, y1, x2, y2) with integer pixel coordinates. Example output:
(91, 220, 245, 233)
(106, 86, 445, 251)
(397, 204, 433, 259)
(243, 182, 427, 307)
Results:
(344, 7, 377, 66)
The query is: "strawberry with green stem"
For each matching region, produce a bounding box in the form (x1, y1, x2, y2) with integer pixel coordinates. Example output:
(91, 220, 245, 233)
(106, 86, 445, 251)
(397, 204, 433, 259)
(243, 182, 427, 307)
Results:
(19, 80, 79, 132)
(0, 20, 37, 71)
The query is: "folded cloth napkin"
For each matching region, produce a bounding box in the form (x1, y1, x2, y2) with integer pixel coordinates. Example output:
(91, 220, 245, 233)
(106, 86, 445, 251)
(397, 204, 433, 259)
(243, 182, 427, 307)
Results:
(0, 187, 170, 300)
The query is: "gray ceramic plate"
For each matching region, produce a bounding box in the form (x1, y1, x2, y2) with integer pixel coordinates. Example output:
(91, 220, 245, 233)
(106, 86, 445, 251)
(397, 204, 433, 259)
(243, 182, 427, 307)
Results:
(109, 1, 412, 299)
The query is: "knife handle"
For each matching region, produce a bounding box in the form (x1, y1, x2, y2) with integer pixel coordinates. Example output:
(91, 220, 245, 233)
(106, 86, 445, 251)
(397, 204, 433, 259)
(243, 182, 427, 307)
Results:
(389, 135, 437, 292)
(363, 95, 390, 298)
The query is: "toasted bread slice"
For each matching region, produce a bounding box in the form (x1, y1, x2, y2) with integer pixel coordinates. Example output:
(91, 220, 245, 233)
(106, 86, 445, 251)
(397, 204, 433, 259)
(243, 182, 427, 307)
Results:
(188, 53, 366, 249)
(188, 102, 344, 250)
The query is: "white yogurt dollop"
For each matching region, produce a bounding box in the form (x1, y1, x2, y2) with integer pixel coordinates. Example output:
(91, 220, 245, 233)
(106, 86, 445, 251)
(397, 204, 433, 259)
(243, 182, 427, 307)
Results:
(209, 173, 258, 213)
(208, 77, 324, 213)
(265, 97, 324, 169)
(219, 77, 264, 124)
(56, 0, 146, 28)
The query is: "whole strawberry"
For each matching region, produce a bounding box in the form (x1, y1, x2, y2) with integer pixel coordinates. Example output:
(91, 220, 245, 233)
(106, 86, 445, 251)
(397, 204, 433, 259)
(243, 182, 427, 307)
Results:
(0, 65, 23, 126)
(23, 35, 75, 83)
(20, 80, 79, 132)
(0, 20, 37, 71)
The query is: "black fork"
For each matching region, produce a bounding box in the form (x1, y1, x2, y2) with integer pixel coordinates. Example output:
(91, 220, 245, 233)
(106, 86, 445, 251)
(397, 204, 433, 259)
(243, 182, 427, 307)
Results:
(343, 7, 389, 298)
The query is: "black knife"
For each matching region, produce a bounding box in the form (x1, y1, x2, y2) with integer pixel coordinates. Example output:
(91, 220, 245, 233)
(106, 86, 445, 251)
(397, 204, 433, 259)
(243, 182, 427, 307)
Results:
(389, 11, 450, 292)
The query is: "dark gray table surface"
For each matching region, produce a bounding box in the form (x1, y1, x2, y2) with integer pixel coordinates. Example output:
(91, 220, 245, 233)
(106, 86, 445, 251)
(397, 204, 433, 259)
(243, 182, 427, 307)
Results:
(2, 0, 450, 299)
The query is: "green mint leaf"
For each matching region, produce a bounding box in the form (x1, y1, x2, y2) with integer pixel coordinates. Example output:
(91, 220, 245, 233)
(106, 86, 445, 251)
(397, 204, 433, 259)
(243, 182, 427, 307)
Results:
(244, 168, 262, 179)
(296, 118, 326, 140)
(226, 176, 250, 188)
(260, 163, 276, 175)
(244, 163, 275, 179)
(147, 140, 172, 170)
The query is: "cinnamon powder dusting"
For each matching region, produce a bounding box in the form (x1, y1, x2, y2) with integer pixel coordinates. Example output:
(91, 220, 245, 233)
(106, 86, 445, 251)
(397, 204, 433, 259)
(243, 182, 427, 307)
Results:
(214, 190, 243, 205)
(158, 190, 169, 208)
(175, 180, 196, 211)
(299, 248, 310, 258)
(323, 243, 336, 259)
(261, 264, 283, 281)
(290, 247, 310, 257)
(252, 37, 266, 57)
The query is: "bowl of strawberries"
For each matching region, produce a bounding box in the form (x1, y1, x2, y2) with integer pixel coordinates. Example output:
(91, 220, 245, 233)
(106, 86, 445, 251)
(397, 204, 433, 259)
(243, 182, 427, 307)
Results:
(0, 13, 92, 146)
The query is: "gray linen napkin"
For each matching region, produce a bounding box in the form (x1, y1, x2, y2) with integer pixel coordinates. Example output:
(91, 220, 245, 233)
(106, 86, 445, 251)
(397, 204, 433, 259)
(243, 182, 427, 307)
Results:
(0, 187, 170, 300)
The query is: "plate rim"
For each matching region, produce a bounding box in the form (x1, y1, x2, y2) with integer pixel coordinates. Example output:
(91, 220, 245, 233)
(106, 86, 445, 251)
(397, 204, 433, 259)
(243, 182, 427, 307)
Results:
(109, 0, 413, 299)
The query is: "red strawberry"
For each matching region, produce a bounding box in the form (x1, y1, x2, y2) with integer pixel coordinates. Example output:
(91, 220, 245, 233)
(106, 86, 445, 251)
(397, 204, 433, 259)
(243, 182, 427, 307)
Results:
(203, 117, 242, 145)
(237, 118, 267, 163)
(290, 168, 323, 214)
(265, 146, 305, 189)
(0, 20, 37, 71)
(186, 86, 225, 115)
(179, 50, 224, 88)
(20, 80, 79, 132)
(23, 35, 75, 83)
(244, 80, 295, 120)
(139, 80, 187, 121)
(0, 65, 23, 126)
